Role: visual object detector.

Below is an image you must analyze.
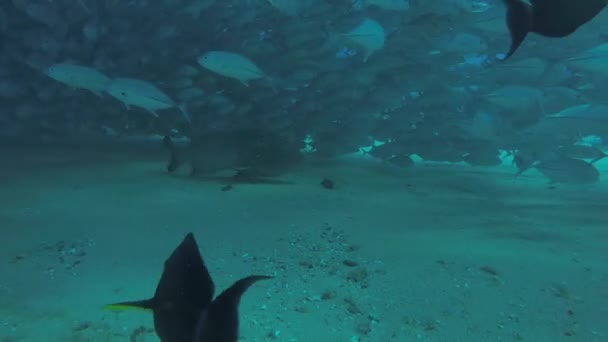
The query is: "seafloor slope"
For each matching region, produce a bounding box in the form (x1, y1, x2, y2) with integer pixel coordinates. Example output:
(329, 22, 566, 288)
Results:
(1, 145, 606, 341)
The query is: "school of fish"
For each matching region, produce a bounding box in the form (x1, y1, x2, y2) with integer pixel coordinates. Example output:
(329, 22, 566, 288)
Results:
(1, 0, 608, 184)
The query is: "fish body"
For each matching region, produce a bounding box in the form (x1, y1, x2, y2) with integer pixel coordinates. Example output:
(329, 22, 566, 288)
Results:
(502, 0, 608, 59)
(386, 154, 415, 167)
(342, 18, 385, 62)
(163, 133, 242, 175)
(566, 43, 608, 77)
(105, 233, 271, 342)
(516, 155, 600, 184)
(197, 51, 266, 86)
(463, 150, 502, 166)
(484, 85, 543, 114)
(546, 104, 608, 120)
(106, 77, 189, 121)
(558, 144, 607, 163)
(45, 63, 111, 97)
(365, 0, 410, 11)
(266, 0, 311, 15)
(367, 141, 403, 160)
(163, 130, 301, 181)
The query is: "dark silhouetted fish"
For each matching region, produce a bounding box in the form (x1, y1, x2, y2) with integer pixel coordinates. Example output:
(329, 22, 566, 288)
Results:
(163, 135, 183, 173)
(513, 150, 537, 177)
(503, 0, 608, 59)
(463, 148, 502, 166)
(163, 130, 301, 181)
(104, 233, 271, 342)
(516, 156, 600, 184)
(386, 154, 415, 168)
(557, 144, 607, 164)
(367, 142, 403, 160)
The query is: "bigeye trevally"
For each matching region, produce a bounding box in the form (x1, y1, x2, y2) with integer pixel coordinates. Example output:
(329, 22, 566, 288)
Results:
(45, 63, 111, 97)
(340, 18, 386, 62)
(105, 77, 190, 122)
(197, 51, 268, 86)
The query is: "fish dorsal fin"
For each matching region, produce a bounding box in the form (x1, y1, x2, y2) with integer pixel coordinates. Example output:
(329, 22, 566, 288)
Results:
(105, 233, 215, 342)
(149, 233, 215, 341)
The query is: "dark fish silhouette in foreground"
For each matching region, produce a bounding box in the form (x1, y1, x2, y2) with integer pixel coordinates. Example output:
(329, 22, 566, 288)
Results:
(514, 155, 600, 184)
(503, 0, 608, 59)
(104, 233, 271, 342)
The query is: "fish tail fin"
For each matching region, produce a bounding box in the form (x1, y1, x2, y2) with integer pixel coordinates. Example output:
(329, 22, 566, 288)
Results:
(513, 153, 534, 177)
(515, 158, 541, 177)
(363, 51, 372, 63)
(144, 108, 159, 117)
(103, 298, 155, 311)
(78, 0, 91, 13)
(178, 103, 191, 123)
(590, 154, 606, 164)
(264, 75, 299, 93)
(163, 135, 181, 173)
(195, 275, 271, 340)
(214, 275, 272, 307)
(514, 166, 529, 178)
(503, 0, 533, 59)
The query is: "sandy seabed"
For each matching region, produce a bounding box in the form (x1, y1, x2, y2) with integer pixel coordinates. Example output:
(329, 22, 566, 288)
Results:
(1, 144, 607, 342)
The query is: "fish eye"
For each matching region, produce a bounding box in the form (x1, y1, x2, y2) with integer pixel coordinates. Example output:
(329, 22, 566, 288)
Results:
(121, 92, 127, 96)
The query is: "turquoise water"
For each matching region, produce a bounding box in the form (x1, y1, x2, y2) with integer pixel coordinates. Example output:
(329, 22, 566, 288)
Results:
(2, 1, 608, 341)
(1, 146, 607, 341)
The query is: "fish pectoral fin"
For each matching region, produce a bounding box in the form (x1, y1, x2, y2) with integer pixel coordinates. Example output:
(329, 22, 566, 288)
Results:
(177, 103, 191, 123)
(145, 108, 160, 117)
(590, 156, 606, 164)
(102, 304, 149, 312)
(103, 298, 155, 311)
